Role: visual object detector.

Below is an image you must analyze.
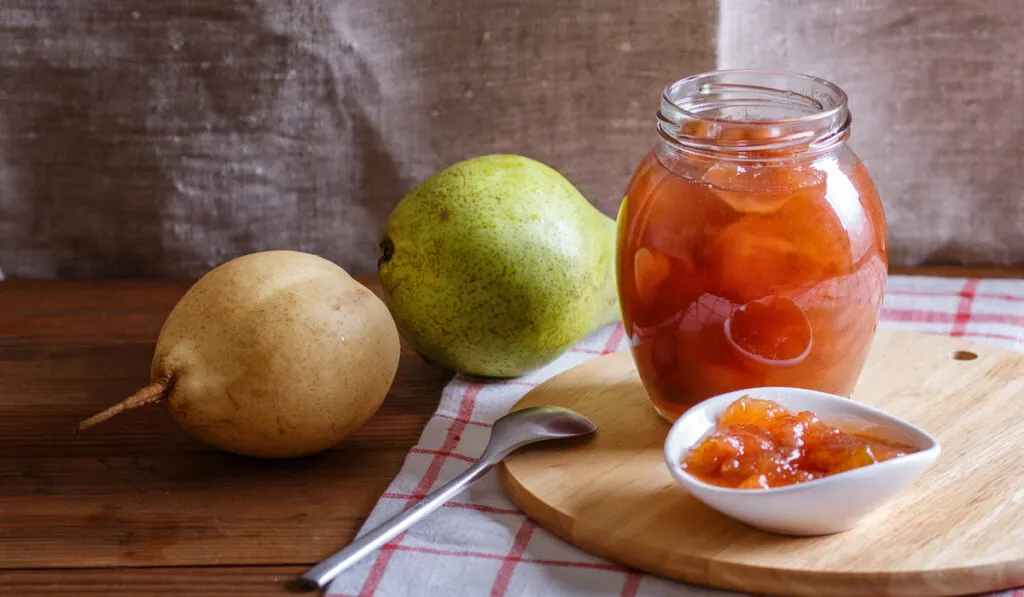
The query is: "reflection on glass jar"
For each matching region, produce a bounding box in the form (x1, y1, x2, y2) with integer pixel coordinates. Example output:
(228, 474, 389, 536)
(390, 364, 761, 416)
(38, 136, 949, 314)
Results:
(617, 70, 888, 422)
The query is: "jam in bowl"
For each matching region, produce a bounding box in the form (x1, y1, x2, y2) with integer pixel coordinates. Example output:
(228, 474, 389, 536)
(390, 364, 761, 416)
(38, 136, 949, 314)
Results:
(681, 396, 918, 490)
(663, 387, 940, 536)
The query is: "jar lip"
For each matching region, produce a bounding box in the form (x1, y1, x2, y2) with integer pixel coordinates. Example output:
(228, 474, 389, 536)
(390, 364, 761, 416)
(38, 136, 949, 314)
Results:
(662, 69, 849, 125)
(658, 69, 852, 160)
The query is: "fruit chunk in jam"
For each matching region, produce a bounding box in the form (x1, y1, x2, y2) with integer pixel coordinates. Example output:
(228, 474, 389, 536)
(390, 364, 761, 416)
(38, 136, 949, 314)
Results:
(682, 397, 916, 489)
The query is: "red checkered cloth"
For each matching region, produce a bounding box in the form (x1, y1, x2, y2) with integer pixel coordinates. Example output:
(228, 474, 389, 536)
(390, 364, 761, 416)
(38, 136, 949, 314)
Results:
(327, 275, 1024, 597)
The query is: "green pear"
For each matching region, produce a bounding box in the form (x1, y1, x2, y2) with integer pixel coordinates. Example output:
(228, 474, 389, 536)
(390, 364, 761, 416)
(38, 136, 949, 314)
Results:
(378, 154, 620, 378)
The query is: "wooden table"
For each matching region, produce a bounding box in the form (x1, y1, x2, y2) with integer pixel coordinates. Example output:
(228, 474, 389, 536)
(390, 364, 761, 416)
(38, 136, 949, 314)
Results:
(0, 276, 452, 595)
(1, 267, 1020, 595)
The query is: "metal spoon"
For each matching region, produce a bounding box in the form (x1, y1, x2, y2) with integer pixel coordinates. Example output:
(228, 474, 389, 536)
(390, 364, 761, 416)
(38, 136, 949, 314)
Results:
(298, 405, 598, 590)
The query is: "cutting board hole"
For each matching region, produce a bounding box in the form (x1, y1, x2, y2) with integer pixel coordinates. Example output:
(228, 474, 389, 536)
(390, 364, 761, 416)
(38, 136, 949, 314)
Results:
(952, 350, 978, 361)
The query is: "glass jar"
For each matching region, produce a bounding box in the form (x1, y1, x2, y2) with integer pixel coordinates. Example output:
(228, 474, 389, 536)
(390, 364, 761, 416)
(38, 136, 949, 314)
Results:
(617, 70, 888, 421)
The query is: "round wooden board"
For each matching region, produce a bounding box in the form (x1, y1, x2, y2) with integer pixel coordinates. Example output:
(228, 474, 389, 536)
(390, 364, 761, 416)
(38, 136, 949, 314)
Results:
(499, 330, 1024, 597)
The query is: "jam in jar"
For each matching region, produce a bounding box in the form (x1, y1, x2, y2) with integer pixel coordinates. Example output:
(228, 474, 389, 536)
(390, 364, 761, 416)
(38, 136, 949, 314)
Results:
(617, 70, 888, 421)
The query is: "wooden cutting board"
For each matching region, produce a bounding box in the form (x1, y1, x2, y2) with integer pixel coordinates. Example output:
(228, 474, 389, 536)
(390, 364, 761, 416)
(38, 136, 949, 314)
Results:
(499, 330, 1024, 597)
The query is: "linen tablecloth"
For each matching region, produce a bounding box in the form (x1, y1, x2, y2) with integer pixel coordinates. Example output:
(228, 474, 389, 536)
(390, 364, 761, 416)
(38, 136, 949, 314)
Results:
(328, 275, 1024, 597)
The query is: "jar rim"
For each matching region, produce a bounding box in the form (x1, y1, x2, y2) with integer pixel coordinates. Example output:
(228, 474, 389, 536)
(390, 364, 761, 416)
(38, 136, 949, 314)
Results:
(663, 69, 849, 125)
(658, 69, 852, 160)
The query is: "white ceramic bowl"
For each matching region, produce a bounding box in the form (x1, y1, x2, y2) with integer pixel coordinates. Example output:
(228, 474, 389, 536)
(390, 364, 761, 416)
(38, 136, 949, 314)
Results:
(664, 387, 941, 536)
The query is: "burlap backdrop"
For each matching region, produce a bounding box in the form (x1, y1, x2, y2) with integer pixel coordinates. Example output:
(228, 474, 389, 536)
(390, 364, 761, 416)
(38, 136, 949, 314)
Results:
(0, 0, 1021, 277)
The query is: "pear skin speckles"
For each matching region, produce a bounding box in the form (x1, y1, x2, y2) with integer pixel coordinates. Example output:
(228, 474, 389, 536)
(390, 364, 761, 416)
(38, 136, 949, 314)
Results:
(379, 155, 619, 377)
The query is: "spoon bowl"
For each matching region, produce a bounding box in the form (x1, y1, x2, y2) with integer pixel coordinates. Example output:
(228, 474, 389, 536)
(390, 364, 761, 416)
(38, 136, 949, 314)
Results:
(483, 405, 599, 459)
(664, 387, 941, 536)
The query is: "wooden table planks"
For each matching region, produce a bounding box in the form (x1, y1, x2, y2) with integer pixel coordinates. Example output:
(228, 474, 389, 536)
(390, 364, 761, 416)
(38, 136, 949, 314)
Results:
(0, 277, 451, 595)
(0, 267, 1020, 595)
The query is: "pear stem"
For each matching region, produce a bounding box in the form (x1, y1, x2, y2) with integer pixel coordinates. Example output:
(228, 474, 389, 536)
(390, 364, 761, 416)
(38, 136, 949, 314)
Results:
(76, 376, 172, 433)
(378, 237, 394, 268)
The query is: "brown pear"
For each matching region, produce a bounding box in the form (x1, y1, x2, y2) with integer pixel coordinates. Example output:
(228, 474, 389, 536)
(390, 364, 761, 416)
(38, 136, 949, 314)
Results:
(78, 251, 401, 458)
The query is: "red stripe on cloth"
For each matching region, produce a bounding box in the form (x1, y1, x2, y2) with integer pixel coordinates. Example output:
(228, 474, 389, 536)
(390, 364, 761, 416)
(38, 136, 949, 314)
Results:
(489, 520, 538, 597)
(951, 279, 981, 337)
(887, 289, 1024, 303)
(413, 384, 483, 494)
(328, 545, 638, 595)
(379, 492, 522, 515)
(355, 542, 398, 597)
(478, 325, 626, 596)
(373, 543, 631, 572)
(620, 571, 643, 597)
(881, 308, 1021, 326)
(409, 447, 477, 463)
(357, 384, 483, 596)
(602, 322, 625, 355)
(493, 379, 541, 388)
(433, 412, 493, 428)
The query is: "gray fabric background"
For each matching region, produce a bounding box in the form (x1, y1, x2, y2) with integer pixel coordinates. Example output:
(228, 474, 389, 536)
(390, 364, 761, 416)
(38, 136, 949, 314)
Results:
(719, 0, 1024, 266)
(0, 0, 1020, 277)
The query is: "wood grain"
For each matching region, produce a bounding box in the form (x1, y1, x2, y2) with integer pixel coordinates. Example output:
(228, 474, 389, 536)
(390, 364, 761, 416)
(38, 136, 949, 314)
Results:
(500, 330, 1024, 597)
(0, 566, 309, 596)
(0, 278, 452, 578)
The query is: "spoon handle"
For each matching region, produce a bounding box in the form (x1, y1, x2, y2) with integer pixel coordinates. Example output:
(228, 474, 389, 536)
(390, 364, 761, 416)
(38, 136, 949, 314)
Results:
(299, 458, 496, 589)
